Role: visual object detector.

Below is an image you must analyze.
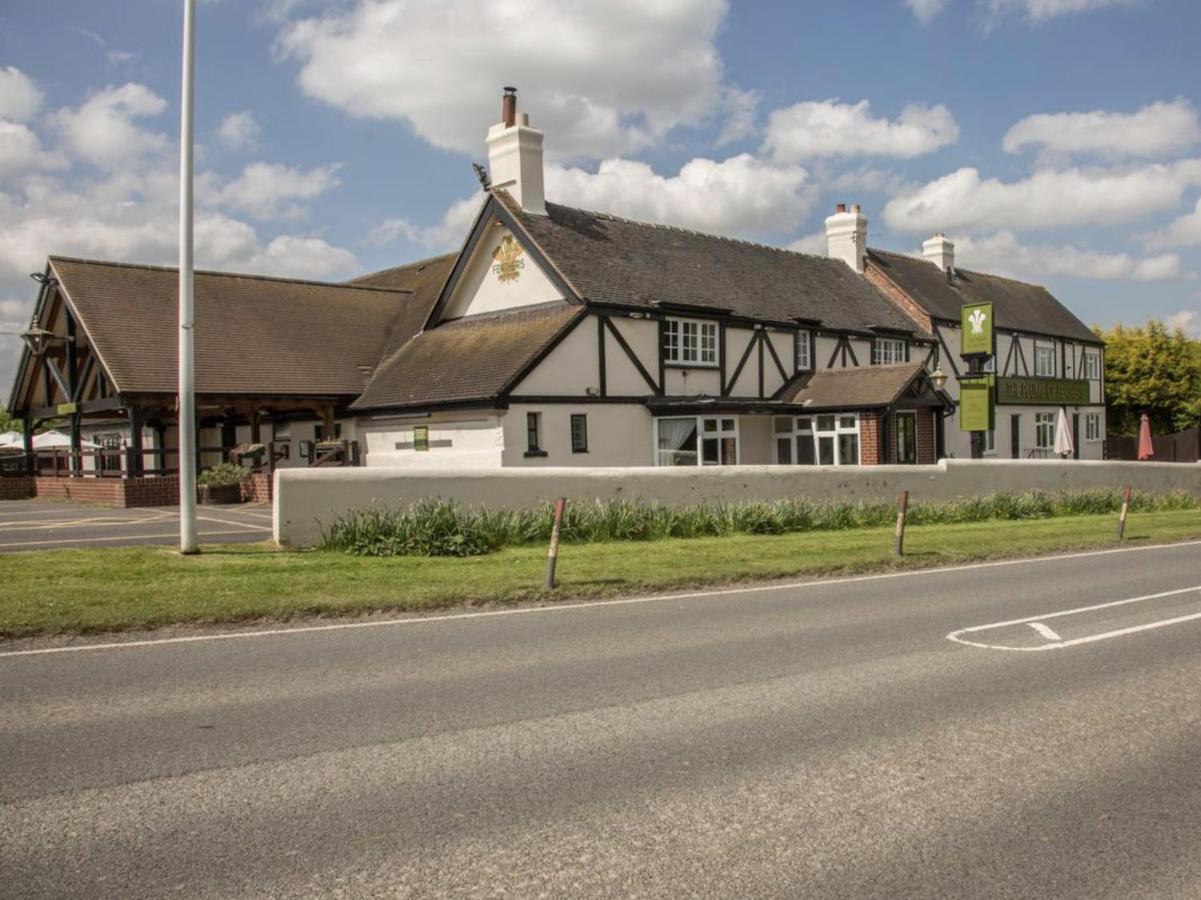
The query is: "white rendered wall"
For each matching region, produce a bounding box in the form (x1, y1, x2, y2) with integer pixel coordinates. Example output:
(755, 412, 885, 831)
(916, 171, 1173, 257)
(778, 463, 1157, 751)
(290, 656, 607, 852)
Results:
(442, 222, 562, 320)
(359, 412, 505, 469)
(500, 403, 652, 467)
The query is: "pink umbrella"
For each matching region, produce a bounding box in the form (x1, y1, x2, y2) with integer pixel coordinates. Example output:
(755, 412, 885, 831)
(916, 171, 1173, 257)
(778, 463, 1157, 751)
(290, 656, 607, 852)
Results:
(1137, 413, 1155, 461)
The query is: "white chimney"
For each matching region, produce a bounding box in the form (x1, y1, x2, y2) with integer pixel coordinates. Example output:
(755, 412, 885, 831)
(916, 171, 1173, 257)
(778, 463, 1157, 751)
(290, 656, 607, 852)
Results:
(923, 233, 955, 274)
(825, 202, 868, 273)
(486, 86, 546, 216)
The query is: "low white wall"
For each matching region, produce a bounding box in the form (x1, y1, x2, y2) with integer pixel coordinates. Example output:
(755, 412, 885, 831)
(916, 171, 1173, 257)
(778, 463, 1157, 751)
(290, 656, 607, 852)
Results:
(273, 459, 1201, 547)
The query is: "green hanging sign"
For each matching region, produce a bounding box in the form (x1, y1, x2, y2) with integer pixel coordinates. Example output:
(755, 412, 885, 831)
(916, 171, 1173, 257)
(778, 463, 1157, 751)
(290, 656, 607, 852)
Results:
(961, 302, 994, 356)
(959, 378, 994, 432)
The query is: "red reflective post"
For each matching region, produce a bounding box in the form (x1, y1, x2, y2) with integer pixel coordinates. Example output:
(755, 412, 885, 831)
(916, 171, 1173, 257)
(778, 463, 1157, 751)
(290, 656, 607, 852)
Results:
(894, 490, 910, 558)
(1117, 486, 1132, 540)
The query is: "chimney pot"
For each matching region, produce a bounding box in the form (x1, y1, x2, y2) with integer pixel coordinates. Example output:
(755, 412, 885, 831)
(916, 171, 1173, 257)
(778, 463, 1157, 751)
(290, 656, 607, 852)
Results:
(835, 202, 847, 213)
(502, 86, 517, 128)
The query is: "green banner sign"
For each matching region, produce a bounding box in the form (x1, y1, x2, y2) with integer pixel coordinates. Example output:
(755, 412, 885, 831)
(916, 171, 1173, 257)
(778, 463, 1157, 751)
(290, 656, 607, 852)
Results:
(960, 302, 994, 356)
(996, 377, 1090, 406)
(958, 378, 994, 432)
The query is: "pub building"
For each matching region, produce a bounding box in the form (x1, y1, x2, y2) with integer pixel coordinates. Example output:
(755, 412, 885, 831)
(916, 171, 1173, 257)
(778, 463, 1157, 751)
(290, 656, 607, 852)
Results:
(7, 87, 1104, 491)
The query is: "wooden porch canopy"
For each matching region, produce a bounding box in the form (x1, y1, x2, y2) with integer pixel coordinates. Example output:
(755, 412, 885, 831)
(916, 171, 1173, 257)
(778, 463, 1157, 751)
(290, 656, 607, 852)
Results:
(7, 256, 423, 467)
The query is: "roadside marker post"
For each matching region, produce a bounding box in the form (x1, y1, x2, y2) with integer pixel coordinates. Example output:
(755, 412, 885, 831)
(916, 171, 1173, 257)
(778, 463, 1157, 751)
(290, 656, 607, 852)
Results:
(545, 497, 567, 589)
(894, 490, 910, 558)
(1117, 486, 1132, 540)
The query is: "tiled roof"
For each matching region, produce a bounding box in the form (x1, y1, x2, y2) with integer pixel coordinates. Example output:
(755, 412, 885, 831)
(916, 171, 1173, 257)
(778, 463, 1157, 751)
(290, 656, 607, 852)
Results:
(496, 191, 929, 337)
(778, 361, 929, 409)
(351, 303, 583, 410)
(49, 256, 412, 396)
(349, 253, 456, 358)
(867, 249, 1099, 344)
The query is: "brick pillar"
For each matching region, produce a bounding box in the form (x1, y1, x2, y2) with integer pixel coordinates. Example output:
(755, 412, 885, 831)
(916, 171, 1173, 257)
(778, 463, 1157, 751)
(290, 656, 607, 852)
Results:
(860, 413, 881, 465)
(917, 408, 937, 464)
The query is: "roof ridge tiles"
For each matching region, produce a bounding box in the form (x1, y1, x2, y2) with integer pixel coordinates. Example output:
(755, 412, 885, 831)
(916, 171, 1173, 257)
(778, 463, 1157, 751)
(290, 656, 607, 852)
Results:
(867, 247, 1049, 290)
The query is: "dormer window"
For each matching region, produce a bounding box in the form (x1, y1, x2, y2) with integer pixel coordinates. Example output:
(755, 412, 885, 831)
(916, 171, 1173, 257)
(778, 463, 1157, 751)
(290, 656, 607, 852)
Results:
(664, 317, 718, 367)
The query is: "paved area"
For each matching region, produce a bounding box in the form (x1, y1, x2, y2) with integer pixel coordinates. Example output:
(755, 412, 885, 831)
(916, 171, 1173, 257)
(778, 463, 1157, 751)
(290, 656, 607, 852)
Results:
(4, 541, 1201, 897)
(0, 499, 272, 551)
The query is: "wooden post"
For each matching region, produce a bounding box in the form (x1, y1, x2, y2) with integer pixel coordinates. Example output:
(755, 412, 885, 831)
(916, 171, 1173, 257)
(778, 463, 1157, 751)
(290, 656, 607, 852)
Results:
(22, 417, 34, 475)
(249, 402, 262, 445)
(894, 490, 910, 557)
(1117, 486, 1132, 540)
(545, 497, 567, 589)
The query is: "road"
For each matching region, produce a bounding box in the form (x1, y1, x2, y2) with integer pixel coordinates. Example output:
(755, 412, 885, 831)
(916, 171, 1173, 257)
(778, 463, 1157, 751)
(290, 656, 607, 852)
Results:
(0, 499, 272, 551)
(4, 540, 1201, 898)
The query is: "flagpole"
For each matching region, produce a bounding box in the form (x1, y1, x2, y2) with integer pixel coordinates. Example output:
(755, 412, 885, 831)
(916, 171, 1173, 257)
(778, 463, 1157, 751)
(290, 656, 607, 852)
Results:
(178, 0, 199, 554)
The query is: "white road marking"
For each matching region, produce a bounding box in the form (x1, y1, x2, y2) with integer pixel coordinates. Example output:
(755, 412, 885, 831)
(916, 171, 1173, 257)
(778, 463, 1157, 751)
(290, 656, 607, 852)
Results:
(3, 539, 1201, 659)
(195, 513, 273, 531)
(948, 584, 1201, 651)
(0, 529, 268, 549)
(1027, 621, 1062, 641)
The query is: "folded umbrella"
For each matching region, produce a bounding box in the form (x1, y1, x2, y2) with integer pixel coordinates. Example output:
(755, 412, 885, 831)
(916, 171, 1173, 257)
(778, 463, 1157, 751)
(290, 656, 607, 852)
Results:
(1137, 413, 1154, 461)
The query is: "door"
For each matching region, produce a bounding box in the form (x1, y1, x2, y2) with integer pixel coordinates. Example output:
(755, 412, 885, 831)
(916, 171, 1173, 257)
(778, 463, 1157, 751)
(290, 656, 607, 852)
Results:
(1072, 414, 1080, 460)
(1010, 414, 1021, 458)
(895, 412, 917, 464)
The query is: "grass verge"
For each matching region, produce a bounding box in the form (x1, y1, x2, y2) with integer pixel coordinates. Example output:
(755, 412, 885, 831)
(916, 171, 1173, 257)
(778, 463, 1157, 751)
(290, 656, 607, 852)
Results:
(3, 508, 1201, 638)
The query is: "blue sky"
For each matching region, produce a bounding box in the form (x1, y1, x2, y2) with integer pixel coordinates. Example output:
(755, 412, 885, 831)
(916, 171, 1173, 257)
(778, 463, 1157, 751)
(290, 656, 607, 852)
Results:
(2, 0, 1201, 390)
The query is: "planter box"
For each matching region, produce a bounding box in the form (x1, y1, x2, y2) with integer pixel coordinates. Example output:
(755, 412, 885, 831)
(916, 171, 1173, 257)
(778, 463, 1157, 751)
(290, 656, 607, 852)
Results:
(198, 483, 242, 505)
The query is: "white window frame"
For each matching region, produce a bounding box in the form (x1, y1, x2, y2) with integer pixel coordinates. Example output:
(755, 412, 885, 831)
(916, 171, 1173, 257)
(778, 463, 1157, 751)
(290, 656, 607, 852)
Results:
(773, 413, 861, 466)
(872, 338, 905, 366)
(1085, 412, 1101, 442)
(1084, 352, 1101, 380)
(663, 317, 719, 367)
(654, 416, 739, 466)
(795, 330, 811, 372)
(1035, 412, 1055, 449)
(1034, 344, 1057, 378)
(983, 429, 996, 455)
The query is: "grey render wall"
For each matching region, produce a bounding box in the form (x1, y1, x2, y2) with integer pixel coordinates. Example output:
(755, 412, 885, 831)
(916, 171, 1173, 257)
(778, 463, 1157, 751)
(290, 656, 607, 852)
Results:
(273, 460, 1201, 547)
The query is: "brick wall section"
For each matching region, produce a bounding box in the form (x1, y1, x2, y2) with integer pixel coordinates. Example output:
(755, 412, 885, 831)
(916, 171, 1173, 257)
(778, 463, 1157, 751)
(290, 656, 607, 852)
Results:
(860, 413, 881, 465)
(0, 477, 35, 500)
(241, 472, 273, 503)
(31, 476, 180, 508)
(864, 263, 933, 334)
(917, 408, 937, 464)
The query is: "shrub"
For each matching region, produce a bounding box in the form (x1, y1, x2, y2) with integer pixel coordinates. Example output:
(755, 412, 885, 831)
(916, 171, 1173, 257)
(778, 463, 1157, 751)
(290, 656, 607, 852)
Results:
(320, 490, 1201, 558)
(197, 462, 251, 487)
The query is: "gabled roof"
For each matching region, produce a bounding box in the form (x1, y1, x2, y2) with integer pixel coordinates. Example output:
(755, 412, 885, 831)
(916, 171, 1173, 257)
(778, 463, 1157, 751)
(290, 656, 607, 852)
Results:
(494, 191, 929, 337)
(866, 249, 1100, 344)
(351, 302, 583, 410)
(47, 256, 413, 396)
(777, 361, 947, 410)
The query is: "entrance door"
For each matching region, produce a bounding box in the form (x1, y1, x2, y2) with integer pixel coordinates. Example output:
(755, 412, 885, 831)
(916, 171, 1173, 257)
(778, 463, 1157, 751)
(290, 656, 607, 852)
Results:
(896, 412, 917, 464)
(1010, 414, 1021, 458)
(1072, 414, 1080, 460)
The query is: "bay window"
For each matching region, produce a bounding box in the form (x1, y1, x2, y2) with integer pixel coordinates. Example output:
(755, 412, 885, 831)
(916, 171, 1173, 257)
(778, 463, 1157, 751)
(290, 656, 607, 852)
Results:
(656, 416, 738, 466)
(773, 413, 860, 466)
(663, 317, 718, 367)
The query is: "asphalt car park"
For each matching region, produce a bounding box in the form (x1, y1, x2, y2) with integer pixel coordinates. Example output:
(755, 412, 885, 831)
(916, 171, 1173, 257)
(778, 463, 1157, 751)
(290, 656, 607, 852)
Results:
(0, 500, 273, 552)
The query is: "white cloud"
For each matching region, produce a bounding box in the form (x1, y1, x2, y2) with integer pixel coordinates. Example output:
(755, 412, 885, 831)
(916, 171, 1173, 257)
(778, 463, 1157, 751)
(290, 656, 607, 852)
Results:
(983, 0, 1140, 26)
(52, 83, 168, 169)
(786, 231, 828, 255)
(882, 161, 1201, 233)
(370, 194, 481, 250)
(1148, 197, 1201, 247)
(245, 235, 358, 278)
(217, 111, 261, 151)
(0, 66, 43, 122)
(763, 99, 959, 161)
(1165, 308, 1201, 336)
(905, 0, 952, 23)
(0, 122, 65, 180)
(951, 229, 1184, 281)
(1004, 99, 1201, 159)
(274, 0, 746, 160)
(545, 154, 817, 236)
(205, 161, 342, 220)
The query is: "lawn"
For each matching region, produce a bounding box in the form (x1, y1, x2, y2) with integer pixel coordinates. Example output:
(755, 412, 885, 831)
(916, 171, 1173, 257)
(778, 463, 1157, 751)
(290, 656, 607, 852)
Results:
(2, 508, 1200, 637)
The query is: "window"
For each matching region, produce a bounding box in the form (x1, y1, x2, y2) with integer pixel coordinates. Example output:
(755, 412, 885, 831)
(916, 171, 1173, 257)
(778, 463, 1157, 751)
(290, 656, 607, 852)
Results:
(413, 425, 430, 452)
(1084, 353, 1101, 380)
(895, 413, 917, 464)
(656, 417, 737, 466)
(1085, 413, 1101, 441)
(774, 413, 860, 466)
(1034, 345, 1056, 378)
(872, 338, 905, 365)
(795, 330, 811, 371)
(1035, 412, 1055, 449)
(663, 318, 718, 367)
(525, 412, 545, 456)
(983, 429, 996, 454)
(570, 414, 588, 453)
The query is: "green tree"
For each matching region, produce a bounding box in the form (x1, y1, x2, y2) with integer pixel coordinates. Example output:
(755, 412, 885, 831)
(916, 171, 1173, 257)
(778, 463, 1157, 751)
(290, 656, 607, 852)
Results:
(1094, 320, 1201, 436)
(0, 404, 18, 435)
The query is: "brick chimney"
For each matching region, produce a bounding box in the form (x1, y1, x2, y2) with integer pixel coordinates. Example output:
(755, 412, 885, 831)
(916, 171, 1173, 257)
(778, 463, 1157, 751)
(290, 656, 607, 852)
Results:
(825, 202, 868, 273)
(922, 233, 955, 278)
(486, 87, 546, 216)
